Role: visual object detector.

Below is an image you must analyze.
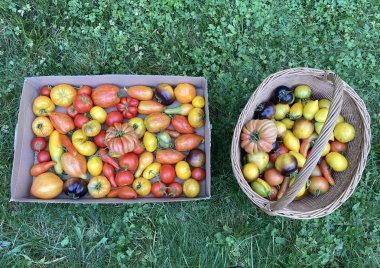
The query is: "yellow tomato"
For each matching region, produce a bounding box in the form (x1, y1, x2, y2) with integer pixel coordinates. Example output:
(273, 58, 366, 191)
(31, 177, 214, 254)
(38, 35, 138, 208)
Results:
(143, 132, 157, 152)
(174, 83, 196, 104)
(334, 122, 355, 143)
(303, 100, 319, 120)
(188, 108, 204, 128)
(129, 117, 146, 138)
(315, 122, 334, 141)
(321, 142, 330, 157)
(318, 99, 331, 109)
(246, 152, 269, 173)
(175, 161, 191, 180)
(32, 116, 54, 137)
(133, 177, 151, 196)
(274, 104, 290, 120)
(50, 84, 77, 107)
(242, 163, 259, 182)
(289, 178, 306, 198)
(82, 120, 101, 137)
(337, 115, 345, 124)
(274, 121, 287, 138)
(90, 106, 107, 124)
(72, 129, 97, 156)
(143, 162, 161, 180)
(33, 96, 55, 116)
(87, 156, 103, 176)
(88, 176, 111, 198)
(281, 118, 295, 130)
(294, 85, 311, 99)
(283, 130, 300, 152)
(183, 179, 200, 198)
(314, 108, 329, 123)
(325, 152, 348, 172)
(289, 151, 306, 168)
(192, 96, 205, 108)
(288, 102, 303, 120)
(292, 119, 314, 139)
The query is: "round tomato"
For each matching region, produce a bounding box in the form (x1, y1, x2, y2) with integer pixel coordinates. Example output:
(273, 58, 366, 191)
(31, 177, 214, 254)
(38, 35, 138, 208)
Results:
(74, 114, 90, 129)
(334, 122, 355, 143)
(106, 111, 123, 127)
(128, 117, 146, 139)
(191, 167, 206, 181)
(90, 106, 107, 124)
(174, 83, 196, 103)
(242, 163, 259, 182)
(50, 84, 77, 107)
(87, 156, 103, 176)
(74, 94, 93, 113)
(167, 182, 183, 198)
(66, 105, 79, 118)
(269, 144, 289, 163)
(88, 176, 111, 198)
(269, 186, 278, 200)
(82, 120, 101, 137)
(31, 137, 47, 152)
(132, 177, 151, 196)
(119, 152, 138, 171)
(263, 168, 284, 186)
(32, 116, 54, 137)
(30, 172, 63, 199)
(115, 170, 134, 186)
(39, 85, 51, 97)
(33, 96, 55, 116)
(160, 164, 176, 184)
(246, 152, 269, 173)
(325, 152, 348, 172)
(183, 179, 200, 198)
(175, 161, 191, 180)
(151, 181, 167, 197)
(192, 96, 205, 108)
(330, 141, 347, 153)
(188, 108, 204, 128)
(309, 176, 329, 196)
(292, 119, 314, 139)
(37, 150, 51, 162)
(133, 142, 145, 155)
(94, 130, 106, 148)
(77, 85, 92, 95)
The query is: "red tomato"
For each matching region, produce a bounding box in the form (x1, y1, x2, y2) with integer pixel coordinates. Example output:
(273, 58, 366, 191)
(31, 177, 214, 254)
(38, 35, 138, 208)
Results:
(66, 105, 79, 118)
(269, 144, 289, 163)
(264, 168, 284, 186)
(133, 142, 145, 155)
(106, 111, 123, 127)
(119, 153, 138, 171)
(167, 182, 182, 198)
(269, 186, 278, 200)
(191, 167, 206, 181)
(115, 170, 134, 186)
(37, 150, 51, 162)
(31, 137, 47, 152)
(74, 94, 93, 113)
(77, 85, 92, 95)
(74, 114, 90, 128)
(151, 181, 167, 197)
(160, 164, 176, 184)
(94, 130, 106, 148)
(39, 85, 50, 97)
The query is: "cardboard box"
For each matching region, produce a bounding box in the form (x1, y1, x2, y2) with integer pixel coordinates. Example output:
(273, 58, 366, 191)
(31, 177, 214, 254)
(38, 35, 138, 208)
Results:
(11, 75, 211, 203)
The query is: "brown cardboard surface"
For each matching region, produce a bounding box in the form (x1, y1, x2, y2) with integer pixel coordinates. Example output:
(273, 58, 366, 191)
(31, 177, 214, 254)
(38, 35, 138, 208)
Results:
(11, 75, 211, 203)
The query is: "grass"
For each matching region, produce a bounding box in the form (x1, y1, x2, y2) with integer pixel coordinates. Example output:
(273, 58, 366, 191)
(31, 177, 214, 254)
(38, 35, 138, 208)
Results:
(1, 0, 380, 267)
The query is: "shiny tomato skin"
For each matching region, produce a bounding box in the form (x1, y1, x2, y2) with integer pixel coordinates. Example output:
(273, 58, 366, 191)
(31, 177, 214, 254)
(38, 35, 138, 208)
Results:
(160, 164, 176, 184)
(37, 150, 51, 162)
(31, 137, 47, 152)
(191, 167, 206, 181)
(77, 85, 92, 95)
(106, 111, 123, 127)
(74, 94, 93, 113)
(39, 85, 50, 97)
(133, 142, 145, 155)
(119, 153, 139, 171)
(74, 114, 90, 129)
(151, 181, 167, 197)
(115, 170, 134, 186)
(66, 105, 79, 118)
(167, 182, 183, 198)
(94, 130, 106, 148)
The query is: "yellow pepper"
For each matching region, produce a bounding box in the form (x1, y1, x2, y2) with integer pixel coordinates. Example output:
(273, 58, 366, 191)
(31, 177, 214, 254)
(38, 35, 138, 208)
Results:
(49, 130, 63, 174)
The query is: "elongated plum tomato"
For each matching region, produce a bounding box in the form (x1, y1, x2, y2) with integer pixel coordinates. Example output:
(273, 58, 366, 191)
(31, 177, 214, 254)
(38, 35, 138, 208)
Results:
(264, 168, 284, 186)
(275, 153, 298, 176)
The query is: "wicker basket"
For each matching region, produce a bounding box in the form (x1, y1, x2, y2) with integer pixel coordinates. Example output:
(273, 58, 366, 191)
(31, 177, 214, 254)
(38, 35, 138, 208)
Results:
(231, 68, 371, 219)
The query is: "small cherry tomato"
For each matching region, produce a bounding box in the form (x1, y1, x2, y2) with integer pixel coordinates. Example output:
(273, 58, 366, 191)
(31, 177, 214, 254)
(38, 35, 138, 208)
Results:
(77, 85, 92, 95)
(151, 181, 167, 197)
(106, 111, 123, 127)
(191, 167, 206, 181)
(37, 150, 51, 162)
(160, 164, 176, 184)
(167, 182, 183, 198)
(39, 85, 51, 97)
(31, 137, 47, 152)
(74, 114, 90, 129)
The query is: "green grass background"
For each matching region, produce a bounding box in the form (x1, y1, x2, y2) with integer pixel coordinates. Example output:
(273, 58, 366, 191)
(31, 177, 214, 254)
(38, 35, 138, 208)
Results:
(1, 0, 379, 267)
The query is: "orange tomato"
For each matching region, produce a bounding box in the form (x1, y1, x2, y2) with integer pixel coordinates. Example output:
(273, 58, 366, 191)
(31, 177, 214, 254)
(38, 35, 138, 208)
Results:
(174, 83, 196, 103)
(32, 116, 54, 137)
(88, 176, 111, 198)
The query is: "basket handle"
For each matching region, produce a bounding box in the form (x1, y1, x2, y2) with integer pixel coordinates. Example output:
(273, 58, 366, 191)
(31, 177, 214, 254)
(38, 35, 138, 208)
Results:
(268, 72, 344, 212)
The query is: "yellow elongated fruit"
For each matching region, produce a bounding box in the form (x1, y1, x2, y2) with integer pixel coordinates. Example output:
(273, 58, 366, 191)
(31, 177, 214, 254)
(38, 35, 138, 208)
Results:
(143, 162, 161, 180)
(143, 132, 157, 152)
(281, 118, 295, 130)
(303, 100, 319, 120)
(87, 156, 103, 176)
(90, 106, 107, 124)
(288, 102, 303, 120)
(251, 178, 271, 198)
(274, 103, 290, 120)
(49, 130, 63, 174)
(135, 152, 154, 178)
(283, 130, 300, 152)
(314, 108, 329, 123)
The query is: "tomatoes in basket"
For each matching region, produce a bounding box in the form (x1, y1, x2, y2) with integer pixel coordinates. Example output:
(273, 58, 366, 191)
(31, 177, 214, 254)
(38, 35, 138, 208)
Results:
(263, 168, 284, 186)
(160, 164, 176, 184)
(269, 144, 289, 163)
(106, 111, 123, 127)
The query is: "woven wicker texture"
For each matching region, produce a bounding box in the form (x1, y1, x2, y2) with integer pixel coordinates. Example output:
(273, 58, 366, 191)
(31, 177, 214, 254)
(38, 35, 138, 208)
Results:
(231, 68, 371, 219)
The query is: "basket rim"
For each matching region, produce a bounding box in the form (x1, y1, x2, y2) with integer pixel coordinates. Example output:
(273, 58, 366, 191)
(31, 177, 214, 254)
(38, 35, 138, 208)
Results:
(231, 67, 371, 219)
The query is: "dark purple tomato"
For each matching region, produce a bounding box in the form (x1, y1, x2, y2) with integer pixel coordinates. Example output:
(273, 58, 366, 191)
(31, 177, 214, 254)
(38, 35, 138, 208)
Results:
(253, 102, 275, 119)
(270, 141, 279, 153)
(186, 149, 206, 168)
(63, 178, 88, 199)
(274, 86, 294, 104)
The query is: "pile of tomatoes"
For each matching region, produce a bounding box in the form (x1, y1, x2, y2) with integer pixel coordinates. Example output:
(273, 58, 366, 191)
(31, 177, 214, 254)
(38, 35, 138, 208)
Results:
(240, 84, 355, 200)
(29, 82, 207, 200)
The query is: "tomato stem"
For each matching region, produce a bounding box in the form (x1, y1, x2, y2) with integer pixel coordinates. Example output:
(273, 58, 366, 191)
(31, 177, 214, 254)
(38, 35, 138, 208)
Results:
(250, 131, 260, 142)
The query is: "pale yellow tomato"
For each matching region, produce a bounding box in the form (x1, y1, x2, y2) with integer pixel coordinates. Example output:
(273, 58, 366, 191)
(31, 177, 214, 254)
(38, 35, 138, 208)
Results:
(192, 96, 205, 108)
(90, 106, 107, 124)
(242, 163, 259, 182)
